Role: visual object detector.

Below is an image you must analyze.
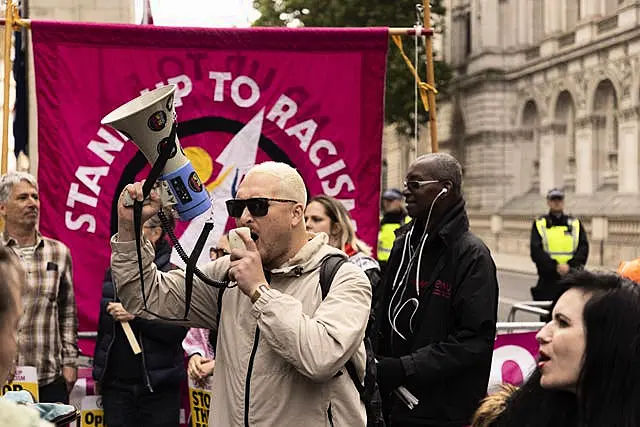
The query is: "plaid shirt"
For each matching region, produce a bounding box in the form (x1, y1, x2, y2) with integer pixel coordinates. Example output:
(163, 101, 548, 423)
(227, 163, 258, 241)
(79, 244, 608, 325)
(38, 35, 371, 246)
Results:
(2, 231, 78, 386)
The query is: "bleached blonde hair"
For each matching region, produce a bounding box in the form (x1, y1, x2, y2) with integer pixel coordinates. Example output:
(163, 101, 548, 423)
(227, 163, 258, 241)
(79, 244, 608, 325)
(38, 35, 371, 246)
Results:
(245, 162, 307, 206)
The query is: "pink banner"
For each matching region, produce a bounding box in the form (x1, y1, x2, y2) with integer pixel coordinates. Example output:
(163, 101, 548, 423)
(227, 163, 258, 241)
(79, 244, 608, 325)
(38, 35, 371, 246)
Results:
(489, 332, 539, 391)
(31, 21, 388, 354)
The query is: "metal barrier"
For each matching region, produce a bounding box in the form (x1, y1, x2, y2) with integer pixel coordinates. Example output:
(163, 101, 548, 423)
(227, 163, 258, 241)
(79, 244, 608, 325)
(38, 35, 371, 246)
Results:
(78, 331, 97, 339)
(506, 300, 552, 322)
(496, 321, 545, 334)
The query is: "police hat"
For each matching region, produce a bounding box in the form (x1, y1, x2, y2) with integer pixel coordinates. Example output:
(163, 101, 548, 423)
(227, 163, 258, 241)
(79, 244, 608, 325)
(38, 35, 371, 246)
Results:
(382, 188, 403, 201)
(547, 188, 565, 200)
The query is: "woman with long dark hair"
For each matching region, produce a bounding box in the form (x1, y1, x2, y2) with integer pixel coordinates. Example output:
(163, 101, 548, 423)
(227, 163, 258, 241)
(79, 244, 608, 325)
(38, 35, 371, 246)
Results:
(473, 270, 640, 427)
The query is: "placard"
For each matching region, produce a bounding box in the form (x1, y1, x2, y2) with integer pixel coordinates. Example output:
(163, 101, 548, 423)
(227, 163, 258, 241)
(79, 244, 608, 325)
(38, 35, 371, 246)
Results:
(188, 376, 213, 427)
(1, 366, 39, 402)
(81, 395, 106, 427)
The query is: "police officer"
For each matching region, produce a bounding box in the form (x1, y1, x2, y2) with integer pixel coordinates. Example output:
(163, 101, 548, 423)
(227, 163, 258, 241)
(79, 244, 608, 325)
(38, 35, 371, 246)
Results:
(530, 188, 589, 304)
(377, 188, 408, 275)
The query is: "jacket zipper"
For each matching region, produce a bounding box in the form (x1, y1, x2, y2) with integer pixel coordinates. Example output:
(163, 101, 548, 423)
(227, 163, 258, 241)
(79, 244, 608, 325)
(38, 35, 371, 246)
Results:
(98, 320, 117, 384)
(327, 402, 334, 427)
(139, 333, 154, 392)
(244, 326, 260, 427)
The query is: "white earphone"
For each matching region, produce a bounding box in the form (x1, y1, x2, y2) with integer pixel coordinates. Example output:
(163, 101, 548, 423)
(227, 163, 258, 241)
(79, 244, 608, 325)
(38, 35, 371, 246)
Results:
(388, 184, 451, 341)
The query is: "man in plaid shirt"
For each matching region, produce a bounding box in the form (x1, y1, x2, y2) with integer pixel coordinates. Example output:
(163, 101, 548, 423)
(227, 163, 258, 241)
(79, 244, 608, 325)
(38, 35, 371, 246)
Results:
(0, 172, 78, 403)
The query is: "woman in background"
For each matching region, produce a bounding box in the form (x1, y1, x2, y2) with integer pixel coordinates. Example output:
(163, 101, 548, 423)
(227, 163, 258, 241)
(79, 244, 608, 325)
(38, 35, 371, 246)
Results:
(305, 195, 382, 316)
(472, 270, 640, 427)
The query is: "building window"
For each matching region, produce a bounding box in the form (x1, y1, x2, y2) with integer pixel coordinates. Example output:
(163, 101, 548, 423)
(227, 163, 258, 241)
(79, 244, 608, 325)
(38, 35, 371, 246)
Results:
(593, 79, 619, 190)
(555, 91, 577, 191)
(522, 100, 540, 192)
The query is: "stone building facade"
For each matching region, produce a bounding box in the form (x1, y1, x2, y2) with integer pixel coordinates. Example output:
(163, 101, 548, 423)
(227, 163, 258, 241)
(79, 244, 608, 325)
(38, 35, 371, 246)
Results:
(436, 0, 640, 267)
(28, 0, 134, 22)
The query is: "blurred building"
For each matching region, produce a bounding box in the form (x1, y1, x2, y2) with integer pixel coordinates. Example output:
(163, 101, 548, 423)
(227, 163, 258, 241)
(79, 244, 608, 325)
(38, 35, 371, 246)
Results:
(0, 0, 134, 173)
(437, 0, 640, 266)
(29, 0, 134, 22)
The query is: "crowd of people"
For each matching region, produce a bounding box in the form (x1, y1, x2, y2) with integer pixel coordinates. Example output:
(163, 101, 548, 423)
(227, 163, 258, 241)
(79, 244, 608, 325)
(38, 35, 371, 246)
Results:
(1, 153, 640, 426)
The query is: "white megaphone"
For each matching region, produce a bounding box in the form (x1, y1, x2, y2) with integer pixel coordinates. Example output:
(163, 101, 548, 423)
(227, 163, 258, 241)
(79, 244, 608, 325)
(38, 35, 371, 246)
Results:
(101, 85, 211, 221)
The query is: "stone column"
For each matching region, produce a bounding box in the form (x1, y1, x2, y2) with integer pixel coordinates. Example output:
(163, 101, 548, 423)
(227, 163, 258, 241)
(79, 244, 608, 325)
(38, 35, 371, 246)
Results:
(471, 0, 482, 53)
(512, 129, 538, 195)
(444, 5, 454, 62)
(580, 0, 600, 18)
(481, 0, 500, 48)
(617, 107, 640, 193)
(538, 123, 566, 194)
(559, 0, 567, 32)
(552, 122, 568, 187)
(544, 0, 561, 34)
(574, 115, 601, 194)
(517, 0, 529, 45)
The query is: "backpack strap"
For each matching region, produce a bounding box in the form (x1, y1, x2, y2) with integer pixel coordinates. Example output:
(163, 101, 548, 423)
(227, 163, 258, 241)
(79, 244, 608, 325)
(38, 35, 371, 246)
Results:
(319, 254, 365, 394)
(319, 254, 347, 299)
(345, 358, 366, 394)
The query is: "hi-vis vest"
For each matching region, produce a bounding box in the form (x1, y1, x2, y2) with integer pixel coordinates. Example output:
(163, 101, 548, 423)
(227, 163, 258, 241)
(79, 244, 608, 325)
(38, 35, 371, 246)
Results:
(535, 217, 580, 264)
(377, 216, 410, 262)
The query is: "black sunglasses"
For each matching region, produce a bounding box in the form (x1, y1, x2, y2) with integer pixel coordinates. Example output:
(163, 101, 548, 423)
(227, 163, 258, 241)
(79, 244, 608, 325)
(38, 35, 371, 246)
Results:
(225, 197, 298, 218)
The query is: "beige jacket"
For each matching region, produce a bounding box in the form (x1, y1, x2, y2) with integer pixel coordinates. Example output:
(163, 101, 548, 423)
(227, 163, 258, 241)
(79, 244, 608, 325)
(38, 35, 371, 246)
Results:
(111, 233, 371, 427)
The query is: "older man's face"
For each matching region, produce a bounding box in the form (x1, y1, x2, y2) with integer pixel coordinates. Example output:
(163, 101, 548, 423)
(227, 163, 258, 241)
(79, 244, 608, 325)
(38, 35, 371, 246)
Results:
(0, 181, 40, 230)
(402, 159, 445, 220)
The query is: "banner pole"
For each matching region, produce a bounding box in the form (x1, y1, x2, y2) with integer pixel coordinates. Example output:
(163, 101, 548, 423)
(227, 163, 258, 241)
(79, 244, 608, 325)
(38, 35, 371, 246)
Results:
(424, 1, 438, 153)
(0, 20, 430, 36)
(2, 0, 14, 174)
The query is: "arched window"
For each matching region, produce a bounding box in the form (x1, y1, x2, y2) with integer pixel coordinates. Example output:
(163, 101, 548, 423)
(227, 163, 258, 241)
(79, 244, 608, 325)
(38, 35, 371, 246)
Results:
(554, 91, 576, 190)
(522, 100, 540, 192)
(593, 79, 619, 189)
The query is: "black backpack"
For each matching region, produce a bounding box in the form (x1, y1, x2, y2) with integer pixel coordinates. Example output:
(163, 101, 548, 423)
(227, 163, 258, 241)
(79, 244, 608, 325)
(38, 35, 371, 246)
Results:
(210, 254, 385, 427)
(320, 254, 385, 427)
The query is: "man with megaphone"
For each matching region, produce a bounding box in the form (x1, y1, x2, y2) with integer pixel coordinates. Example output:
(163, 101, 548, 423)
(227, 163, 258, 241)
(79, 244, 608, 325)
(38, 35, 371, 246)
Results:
(110, 161, 372, 426)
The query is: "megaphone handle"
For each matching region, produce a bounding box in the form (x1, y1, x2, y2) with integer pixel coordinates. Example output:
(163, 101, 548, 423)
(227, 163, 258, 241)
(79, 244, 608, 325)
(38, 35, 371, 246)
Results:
(134, 123, 180, 320)
(157, 209, 230, 289)
(122, 182, 176, 208)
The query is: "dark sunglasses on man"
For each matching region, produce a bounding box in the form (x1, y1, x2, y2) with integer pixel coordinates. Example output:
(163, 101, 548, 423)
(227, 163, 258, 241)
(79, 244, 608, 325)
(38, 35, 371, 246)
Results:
(226, 197, 298, 218)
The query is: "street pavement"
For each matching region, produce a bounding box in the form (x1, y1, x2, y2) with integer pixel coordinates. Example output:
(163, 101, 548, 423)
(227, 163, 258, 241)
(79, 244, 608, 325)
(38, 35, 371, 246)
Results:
(497, 270, 542, 322)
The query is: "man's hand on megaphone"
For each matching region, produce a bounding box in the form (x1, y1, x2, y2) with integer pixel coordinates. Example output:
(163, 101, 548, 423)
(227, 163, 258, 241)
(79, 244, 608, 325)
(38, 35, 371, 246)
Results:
(117, 180, 162, 242)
